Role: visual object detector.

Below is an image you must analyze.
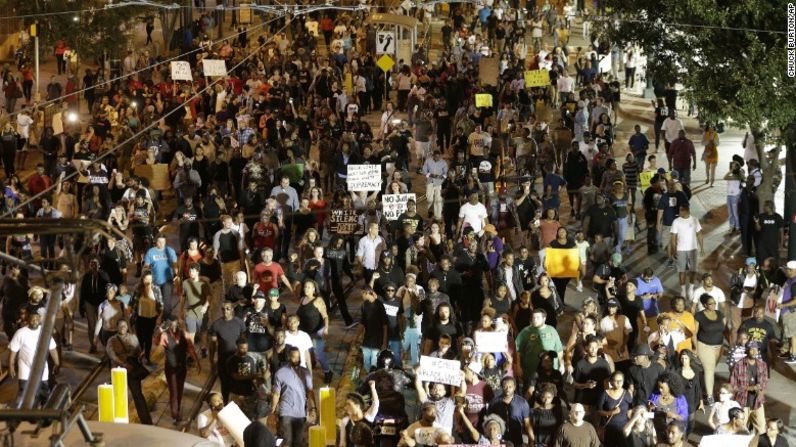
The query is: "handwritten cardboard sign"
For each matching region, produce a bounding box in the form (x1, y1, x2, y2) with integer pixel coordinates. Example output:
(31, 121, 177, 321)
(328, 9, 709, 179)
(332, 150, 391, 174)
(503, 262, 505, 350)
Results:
(475, 93, 493, 108)
(346, 164, 382, 192)
(474, 330, 509, 353)
(329, 209, 359, 235)
(202, 59, 228, 77)
(133, 163, 170, 191)
(170, 61, 193, 81)
(418, 356, 462, 386)
(524, 69, 550, 88)
(382, 193, 416, 221)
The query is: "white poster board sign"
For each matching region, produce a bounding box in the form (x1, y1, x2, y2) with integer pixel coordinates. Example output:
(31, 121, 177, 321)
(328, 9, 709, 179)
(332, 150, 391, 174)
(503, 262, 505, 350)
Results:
(170, 61, 193, 81)
(698, 434, 754, 447)
(764, 285, 783, 322)
(217, 401, 250, 447)
(203, 59, 228, 77)
(377, 31, 396, 55)
(474, 330, 509, 353)
(346, 164, 382, 191)
(418, 356, 462, 386)
(382, 193, 416, 220)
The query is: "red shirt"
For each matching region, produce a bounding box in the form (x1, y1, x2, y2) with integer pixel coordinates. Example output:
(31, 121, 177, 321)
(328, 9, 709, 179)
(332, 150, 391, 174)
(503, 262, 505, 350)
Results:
(253, 262, 284, 290)
(252, 221, 277, 250)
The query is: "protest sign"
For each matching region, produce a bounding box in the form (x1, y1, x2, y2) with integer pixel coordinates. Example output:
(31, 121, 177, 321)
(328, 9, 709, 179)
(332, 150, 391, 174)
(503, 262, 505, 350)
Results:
(170, 61, 193, 81)
(202, 59, 228, 77)
(382, 193, 416, 220)
(329, 209, 359, 235)
(698, 435, 753, 447)
(524, 69, 550, 88)
(478, 57, 499, 86)
(765, 285, 783, 321)
(418, 356, 462, 386)
(217, 401, 250, 447)
(544, 247, 580, 278)
(347, 164, 382, 191)
(475, 93, 493, 108)
(474, 330, 509, 353)
(134, 164, 170, 190)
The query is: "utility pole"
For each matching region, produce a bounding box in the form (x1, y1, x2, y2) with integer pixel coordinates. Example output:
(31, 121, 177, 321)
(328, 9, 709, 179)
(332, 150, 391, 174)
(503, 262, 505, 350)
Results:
(31, 22, 39, 102)
(786, 123, 796, 261)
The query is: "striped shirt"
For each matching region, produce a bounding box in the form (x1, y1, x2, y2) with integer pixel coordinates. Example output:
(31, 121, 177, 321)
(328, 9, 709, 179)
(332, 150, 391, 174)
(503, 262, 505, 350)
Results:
(622, 161, 640, 189)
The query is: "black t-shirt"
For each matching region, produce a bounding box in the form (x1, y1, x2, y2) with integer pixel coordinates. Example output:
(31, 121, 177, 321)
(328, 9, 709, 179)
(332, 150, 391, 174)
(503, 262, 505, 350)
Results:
(618, 293, 643, 333)
(585, 205, 617, 238)
(243, 420, 277, 447)
(244, 307, 274, 352)
(380, 296, 404, 341)
(738, 318, 776, 353)
(226, 353, 259, 395)
(695, 311, 725, 346)
(210, 317, 247, 356)
(573, 357, 612, 406)
(627, 363, 665, 407)
(757, 212, 783, 245)
(361, 300, 388, 348)
(430, 320, 462, 353)
(472, 155, 497, 183)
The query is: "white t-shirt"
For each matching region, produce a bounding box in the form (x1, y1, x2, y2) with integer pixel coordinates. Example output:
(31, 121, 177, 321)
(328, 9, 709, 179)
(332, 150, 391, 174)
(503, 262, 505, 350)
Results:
(197, 409, 234, 446)
(16, 114, 33, 139)
(670, 215, 701, 251)
(284, 330, 314, 368)
(9, 326, 57, 380)
(459, 202, 488, 233)
(600, 315, 632, 334)
(691, 286, 726, 311)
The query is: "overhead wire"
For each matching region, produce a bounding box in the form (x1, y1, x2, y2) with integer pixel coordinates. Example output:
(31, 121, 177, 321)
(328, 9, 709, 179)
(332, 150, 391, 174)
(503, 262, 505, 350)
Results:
(2, 14, 295, 218)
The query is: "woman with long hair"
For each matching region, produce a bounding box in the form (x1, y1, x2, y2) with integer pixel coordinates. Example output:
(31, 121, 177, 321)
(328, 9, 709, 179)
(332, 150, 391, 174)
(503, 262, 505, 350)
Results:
(648, 373, 689, 435)
(701, 123, 720, 187)
(548, 226, 576, 307)
(531, 272, 561, 328)
(694, 293, 727, 401)
(597, 371, 633, 447)
(131, 271, 163, 364)
(674, 349, 704, 433)
(707, 383, 741, 431)
(601, 298, 632, 373)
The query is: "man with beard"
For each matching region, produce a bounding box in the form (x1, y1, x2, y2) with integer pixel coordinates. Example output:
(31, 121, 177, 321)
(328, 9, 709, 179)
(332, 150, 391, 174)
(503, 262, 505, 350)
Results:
(626, 344, 664, 407)
(198, 392, 235, 445)
(657, 421, 693, 447)
(414, 372, 458, 435)
(400, 401, 450, 447)
(271, 346, 316, 447)
(486, 376, 533, 446)
(209, 302, 247, 402)
(106, 320, 152, 424)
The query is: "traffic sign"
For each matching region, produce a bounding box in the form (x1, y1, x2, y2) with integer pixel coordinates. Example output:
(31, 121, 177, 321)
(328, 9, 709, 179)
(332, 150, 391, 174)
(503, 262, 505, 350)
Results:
(377, 54, 395, 73)
(376, 31, 396, 55)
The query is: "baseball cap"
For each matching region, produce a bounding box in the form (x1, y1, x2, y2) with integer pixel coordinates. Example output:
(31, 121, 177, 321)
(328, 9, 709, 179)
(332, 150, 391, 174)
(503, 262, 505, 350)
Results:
(254, 290, 266, 299)
(787, 261, 796, 270)
(606, 298, 620, 307)
(746, 341, 760, 350)
(745, 257, 757, 266)
(268, 288, 280, 298)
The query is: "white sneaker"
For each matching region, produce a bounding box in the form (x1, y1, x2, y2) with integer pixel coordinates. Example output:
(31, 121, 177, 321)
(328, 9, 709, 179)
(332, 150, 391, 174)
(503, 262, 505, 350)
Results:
(576, 282, 583, 292)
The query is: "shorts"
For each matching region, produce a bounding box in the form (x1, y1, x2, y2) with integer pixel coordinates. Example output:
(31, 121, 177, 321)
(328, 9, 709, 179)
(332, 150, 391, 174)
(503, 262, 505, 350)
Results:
(675, 249, 698, 272)
(783, 312, 796, 339)
(185, 315, 203, 334)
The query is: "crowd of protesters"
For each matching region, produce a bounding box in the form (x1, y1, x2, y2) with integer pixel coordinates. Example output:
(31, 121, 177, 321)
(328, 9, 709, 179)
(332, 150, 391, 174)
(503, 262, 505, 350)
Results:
(0, 1, 792, 447)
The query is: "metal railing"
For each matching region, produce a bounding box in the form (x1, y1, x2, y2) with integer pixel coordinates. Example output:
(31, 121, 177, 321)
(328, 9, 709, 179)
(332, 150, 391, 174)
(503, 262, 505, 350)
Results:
(180, 371, 218, 433)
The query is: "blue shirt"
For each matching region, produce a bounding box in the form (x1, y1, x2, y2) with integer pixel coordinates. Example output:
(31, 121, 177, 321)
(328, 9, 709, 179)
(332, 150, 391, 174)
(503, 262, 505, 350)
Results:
(782, 277, 796, 315)
(635, 276, 664, 317)
(628, 133, 650, 153)
(144, 246, 177, 285)
(657, 191, 689, 226)
(543, 172, 567, 194)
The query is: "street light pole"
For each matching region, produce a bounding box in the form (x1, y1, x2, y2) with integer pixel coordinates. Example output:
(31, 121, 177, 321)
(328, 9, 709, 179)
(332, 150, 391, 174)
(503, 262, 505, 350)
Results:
(32, 22, 39, 102)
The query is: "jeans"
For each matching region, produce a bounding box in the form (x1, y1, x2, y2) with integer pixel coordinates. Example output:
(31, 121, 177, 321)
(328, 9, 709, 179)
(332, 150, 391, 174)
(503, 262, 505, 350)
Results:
(278, 416, 307, 447)
(16, 379, 49, 407)
(426, 183, 443, 219)
(616, 217, 628, 252)
(727, 194, 740, 229)
(388, 340, 403, 368)
(402, 327, 421, 366)
(312, 335, 331, 373)
(362, 346, 380, 371)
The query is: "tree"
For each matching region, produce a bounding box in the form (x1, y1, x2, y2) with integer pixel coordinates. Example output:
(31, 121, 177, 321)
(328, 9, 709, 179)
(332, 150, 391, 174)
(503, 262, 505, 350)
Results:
(601, 0, 796, 254)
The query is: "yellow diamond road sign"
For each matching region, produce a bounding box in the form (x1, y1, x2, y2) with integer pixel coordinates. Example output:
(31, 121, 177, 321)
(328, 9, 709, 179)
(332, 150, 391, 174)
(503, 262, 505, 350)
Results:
(377, 54, 395, 73)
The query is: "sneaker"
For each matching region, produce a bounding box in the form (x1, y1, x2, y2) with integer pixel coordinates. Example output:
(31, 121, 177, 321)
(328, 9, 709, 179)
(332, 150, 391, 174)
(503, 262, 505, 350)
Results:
(323, 370, 334, 384)
(706, 396, 714, 406)
(576, 282, 583, 292)
(786, 356, 796, 365)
